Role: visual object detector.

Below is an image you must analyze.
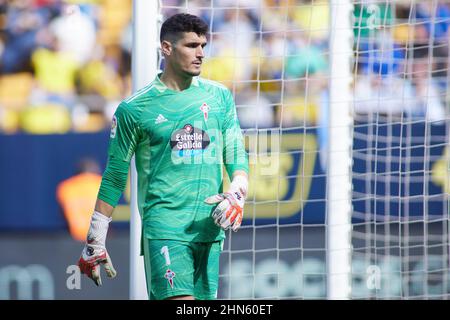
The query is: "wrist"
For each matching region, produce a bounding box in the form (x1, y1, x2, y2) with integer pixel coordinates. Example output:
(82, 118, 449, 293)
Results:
(87, 211, 112, 246)
(93, 210, 112, 223)
(230, 174, 248, 198)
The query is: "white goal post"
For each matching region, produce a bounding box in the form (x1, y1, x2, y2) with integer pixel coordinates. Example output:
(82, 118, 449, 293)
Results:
(327, 0, 354, 300)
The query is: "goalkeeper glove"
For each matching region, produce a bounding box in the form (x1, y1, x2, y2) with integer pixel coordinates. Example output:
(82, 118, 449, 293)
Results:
(205, 175, 248, 232)
(78, 211, 116, 286)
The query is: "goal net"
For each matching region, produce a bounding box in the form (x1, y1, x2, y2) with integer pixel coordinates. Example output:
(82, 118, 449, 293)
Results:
(351, 0, 449, 299)
(151, 0, 450, 299)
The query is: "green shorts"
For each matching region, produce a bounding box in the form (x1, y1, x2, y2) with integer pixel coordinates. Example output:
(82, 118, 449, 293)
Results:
(142, 238, 223, 300)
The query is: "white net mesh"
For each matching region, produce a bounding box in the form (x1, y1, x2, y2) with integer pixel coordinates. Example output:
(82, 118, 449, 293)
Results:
(351, 0, 450, 299)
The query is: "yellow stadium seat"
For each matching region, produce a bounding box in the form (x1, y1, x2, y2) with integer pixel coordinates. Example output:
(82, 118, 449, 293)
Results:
(20, 103, 72, 134)
(0, 72, 33, 111)
(98, 0, 131, 45)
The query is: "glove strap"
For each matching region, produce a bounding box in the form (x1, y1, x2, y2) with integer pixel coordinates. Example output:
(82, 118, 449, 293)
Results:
(87, 211, 112, 247)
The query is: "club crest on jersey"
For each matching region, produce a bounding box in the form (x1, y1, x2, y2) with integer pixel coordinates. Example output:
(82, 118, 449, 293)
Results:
(110, 115, 117, 138)
(164, 269, 176, 288)
(200, 103, 210, 121)
(184, 124, 193, 133)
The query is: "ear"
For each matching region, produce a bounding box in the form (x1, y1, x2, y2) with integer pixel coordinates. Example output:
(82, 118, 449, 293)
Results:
(161, 40, 172, 57)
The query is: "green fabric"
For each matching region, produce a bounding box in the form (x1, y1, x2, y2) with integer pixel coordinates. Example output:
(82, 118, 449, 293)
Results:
(143, 239, 222, 300)
(353, 4, 393, 38)
(285, 46, 328, 78)
(98, 74, 248, 242)
(97, 156, 129, 207)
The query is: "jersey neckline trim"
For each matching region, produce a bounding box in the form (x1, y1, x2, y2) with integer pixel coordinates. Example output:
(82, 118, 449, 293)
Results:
(153, 72, 199, 93)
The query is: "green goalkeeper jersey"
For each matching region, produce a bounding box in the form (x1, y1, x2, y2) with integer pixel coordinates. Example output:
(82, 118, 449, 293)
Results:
(98, 74, 248, 242)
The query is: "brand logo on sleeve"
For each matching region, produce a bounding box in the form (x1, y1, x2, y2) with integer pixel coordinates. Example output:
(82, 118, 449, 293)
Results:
(170, 124, 210, 157)
(110, 115, 117, 138)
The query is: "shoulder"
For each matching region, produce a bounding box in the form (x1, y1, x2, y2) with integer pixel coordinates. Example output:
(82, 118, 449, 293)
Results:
(197, 77, 228, 90)
(123, 81, 160, 106)
(197, 77, 232, 97)
(117, 82, 161, 117)
(113, 99, 143, 127)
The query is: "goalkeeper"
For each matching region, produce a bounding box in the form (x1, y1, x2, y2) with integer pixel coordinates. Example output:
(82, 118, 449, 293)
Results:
(77, 13, 249, 300)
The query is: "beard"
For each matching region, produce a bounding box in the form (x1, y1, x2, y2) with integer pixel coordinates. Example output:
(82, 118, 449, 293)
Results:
(183, 67, 202, 77)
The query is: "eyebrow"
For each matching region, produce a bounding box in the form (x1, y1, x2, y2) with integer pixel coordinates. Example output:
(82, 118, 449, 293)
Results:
(185, 41, 208, 46)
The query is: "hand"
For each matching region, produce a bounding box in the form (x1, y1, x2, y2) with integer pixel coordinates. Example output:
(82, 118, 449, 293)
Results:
(205, 174, 248, 232)
(78, 243, 116, 286)
(205, 190, 245, 232)
(77, 211, 116, 286)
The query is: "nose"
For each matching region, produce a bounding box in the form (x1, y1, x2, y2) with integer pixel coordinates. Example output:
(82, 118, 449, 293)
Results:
(196, 46, 205, 58)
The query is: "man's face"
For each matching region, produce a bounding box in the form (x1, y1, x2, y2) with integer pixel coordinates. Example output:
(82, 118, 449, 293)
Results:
(163, 32, 207, 77)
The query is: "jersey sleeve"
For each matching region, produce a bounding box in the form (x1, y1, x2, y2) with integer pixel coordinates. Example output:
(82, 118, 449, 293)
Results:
(98, 101, 141, 207)
(222, 88, 249, 178)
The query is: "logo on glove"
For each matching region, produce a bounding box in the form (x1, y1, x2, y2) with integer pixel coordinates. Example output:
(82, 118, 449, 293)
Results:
(86, 246, 95, 256)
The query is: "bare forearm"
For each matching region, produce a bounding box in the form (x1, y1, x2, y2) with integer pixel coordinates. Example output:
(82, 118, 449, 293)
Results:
(94, 199, 115, 218)
(232, 170, 248, 179)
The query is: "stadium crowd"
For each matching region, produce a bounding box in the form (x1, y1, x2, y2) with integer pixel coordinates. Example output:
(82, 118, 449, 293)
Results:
(0, 0, 448, 134)
(0, 0, 131, 134)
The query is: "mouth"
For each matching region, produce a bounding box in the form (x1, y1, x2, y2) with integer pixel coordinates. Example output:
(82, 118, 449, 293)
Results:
(193, 61, 202, 66)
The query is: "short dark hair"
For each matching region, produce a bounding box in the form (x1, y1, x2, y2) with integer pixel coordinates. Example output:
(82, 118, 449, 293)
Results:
(160, 13, 208, 44)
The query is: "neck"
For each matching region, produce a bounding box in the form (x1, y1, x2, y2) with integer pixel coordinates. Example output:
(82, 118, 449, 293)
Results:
(160, 67, 193, 91)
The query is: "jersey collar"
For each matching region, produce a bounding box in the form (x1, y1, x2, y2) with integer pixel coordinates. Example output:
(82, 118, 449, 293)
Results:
(154, 72, 199, 93)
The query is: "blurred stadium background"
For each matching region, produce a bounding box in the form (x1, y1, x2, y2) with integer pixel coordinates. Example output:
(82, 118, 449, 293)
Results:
(0, 0, 449, 299)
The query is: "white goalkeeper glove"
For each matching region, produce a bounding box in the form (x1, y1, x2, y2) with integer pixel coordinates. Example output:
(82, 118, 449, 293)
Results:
(205, 175, 248, 232)
(78, 211, 116, 286)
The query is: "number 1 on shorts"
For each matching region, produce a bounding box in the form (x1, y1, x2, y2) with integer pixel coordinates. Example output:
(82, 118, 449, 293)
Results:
(160, 246, 171, 266)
